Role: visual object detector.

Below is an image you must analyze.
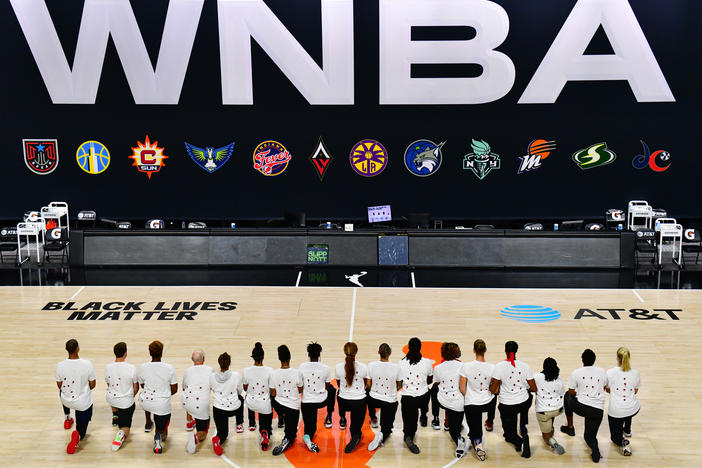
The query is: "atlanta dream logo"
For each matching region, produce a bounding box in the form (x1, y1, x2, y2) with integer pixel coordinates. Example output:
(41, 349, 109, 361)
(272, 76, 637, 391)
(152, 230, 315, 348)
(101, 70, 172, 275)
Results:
(253, 140, 292, 176)
(23, 139, 59, 175)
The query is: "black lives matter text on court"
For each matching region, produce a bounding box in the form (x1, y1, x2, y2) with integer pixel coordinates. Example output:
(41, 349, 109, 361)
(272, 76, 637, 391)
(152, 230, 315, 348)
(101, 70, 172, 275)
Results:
(42, 301, 238, 321)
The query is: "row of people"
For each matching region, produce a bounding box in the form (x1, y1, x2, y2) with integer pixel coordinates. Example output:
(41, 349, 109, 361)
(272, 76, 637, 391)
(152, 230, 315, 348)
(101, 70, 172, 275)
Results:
(55, 337, 640, 463)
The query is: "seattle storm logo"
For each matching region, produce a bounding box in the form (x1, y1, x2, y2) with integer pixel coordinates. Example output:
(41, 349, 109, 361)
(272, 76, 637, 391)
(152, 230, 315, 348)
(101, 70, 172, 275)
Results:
(404, 139, 444, 177)
(463, 139, 501, 180)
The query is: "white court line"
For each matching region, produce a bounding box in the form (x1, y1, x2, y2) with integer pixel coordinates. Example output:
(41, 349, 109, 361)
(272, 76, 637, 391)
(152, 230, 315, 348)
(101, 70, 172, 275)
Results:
(349, 287, 357, 342)
(440, 457, 461, 468)
(295, 271, 302, 287)
(220, 455, 243, 468)
(69, 286, 84, 300)
(632, 289, 644, 303)
(411, 271, 416, 288)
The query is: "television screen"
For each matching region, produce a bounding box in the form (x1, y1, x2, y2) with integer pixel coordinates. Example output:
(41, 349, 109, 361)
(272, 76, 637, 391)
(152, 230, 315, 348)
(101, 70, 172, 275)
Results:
(368, 205, 392, 223)
(307, 244, 329, 264)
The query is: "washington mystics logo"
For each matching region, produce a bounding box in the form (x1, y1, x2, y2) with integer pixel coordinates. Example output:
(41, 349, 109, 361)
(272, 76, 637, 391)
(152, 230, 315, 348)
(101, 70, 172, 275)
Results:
(23, 139, 58, 175)
(404, 139, 444, 177)
(632, 140, 671, 172)
(253, 140, 292, 176)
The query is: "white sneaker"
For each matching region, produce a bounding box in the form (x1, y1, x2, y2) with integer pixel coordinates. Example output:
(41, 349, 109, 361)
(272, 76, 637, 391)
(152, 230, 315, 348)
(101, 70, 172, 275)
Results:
(186, 432, 197, 454)
(475, 441, 487, 461)
(549, 437, 566, 455)
(622, 438, 632, 456)
(302, 434, 319, 453)
(112, 429, 125, 451)
(455, 436, 467, 458)
(368, 432, 383, 451)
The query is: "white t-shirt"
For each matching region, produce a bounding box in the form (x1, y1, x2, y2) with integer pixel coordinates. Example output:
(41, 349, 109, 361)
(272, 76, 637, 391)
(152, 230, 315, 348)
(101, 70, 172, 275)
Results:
(105, 361, 137, 409)
(210, 370, 244, 411)
(459, 360, 495, 406)
(434, 360, 464, 412)
(335, 361, 369, 400)
(399, 357, 434, 397)
(368, 361, 402, 403)
(492, 359, 534, 405)
(534, 372, 565, 412)
(138, 361, 178, 416)
(56, 358, 96, 411)
(567, 366, 608, 410)
(606, 367, 641, 418)
(299, 361, 331, 404)
(270, 368, 303, 410)
(181, 365, 213, 420)
(243, 365, 273, 414)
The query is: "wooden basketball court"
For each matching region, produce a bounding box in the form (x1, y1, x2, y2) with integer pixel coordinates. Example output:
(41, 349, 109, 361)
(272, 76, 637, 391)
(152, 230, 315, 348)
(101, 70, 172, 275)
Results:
(0, 285, 698, 467)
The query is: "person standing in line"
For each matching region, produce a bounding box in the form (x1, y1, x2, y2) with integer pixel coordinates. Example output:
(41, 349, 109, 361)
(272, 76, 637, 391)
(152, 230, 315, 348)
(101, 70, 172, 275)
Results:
(299, 342, 335, 453)
(534, 357, 566, 455)
(398, 337, 434, 454)
(334, 341, 369, 453)
(605, 347, 640, 456)
(243, 342, 274, 451)
(210, 352, 244, 456)
(56, 339, 96, 454)
(182, 349, 213, 454)
(459, 339, 497, 461)
(560, 348, 608, 463)
(105, 341, 139, 451)
(433, 342, 468, 458)
(269, 345, 303, 456)
(490, 341, 536, 459)
(138, 340, 178, 454)
(367, 343, 402, 451)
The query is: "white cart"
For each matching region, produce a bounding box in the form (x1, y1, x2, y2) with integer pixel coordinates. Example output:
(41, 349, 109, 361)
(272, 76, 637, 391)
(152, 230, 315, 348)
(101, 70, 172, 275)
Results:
(655, 217, 682, 267)
(627, 200, 653, 231)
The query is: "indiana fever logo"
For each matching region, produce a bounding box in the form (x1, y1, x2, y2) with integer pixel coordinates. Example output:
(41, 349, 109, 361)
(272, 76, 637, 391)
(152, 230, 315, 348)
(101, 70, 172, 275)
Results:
(253, 140, 292, 176)
(632, 140, 671, 172)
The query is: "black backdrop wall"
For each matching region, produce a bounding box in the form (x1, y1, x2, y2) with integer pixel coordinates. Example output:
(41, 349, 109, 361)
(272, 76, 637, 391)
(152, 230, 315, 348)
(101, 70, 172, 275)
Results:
(2, 0, 700, 221)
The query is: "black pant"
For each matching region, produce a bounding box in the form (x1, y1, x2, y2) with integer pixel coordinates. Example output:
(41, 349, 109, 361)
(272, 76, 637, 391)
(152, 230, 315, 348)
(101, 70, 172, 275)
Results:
(608, 410, 638, 446)
(430, 384, 440, 418)
(465, 397, 497, 444)
(564, 393, 603, 450)
(498, 394, 532, 446)
(115, 403, 135, 428)
(275, 403, 300, 442)
(154, 413, 171, 433)
(401, 392, 430, 439)
(247, 409, 273, 435)
(233, 395, 244, 425)
(438, 402, 464, 444)
(367, 396, 399, 440)
(75, 405, 93, 439)
(213, 406, 237, 443)
(301, 388, 336, 439)
(337, 396, 366, 439)
(365, 388, 376, 419)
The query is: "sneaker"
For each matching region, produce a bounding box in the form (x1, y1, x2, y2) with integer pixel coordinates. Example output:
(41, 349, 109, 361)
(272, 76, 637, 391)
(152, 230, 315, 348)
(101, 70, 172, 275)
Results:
(272, 437, 290, 456)
(339, 416, 347, 430)
(370, 418, 379, 428)
(521, 433, 531, 458)
(186, 419, 196, 432)
(444, 423, 450, 431)
(112, 414, 118, 426)
(475, 441, 487, 461)
(419, 414, 428, 427)
(186, 432, 197, 454)
(368, 432, 383, 451)
(560, 425, 575, 437)
(249, 422, 256, 431)
(549, 437, 565, 455)
(67, 430, 80, 454)
(430, 416, 440, 430)
(624, 430, 632, 438)
(303, 434, 319, 453)
(278, 417, 285, 428)
(144, 422, 152, 433)
(622, 438, 632, 456)
(212, 436, 223, 456)
(484, 419, 493, 432)
(153, 433, 163, 454)
(260, 430, 269, 451)
(404, 435, 420, 454)
(455, 436, 467, 458)
(64, 417, 74, 430)
(514, 437, 523, 453)
(345, 435, 361, 453)
(112, 429, 125, 451)
(591, 446, 601, 463)
(236, 424, 244, 434)
(324, 413, 333, 429)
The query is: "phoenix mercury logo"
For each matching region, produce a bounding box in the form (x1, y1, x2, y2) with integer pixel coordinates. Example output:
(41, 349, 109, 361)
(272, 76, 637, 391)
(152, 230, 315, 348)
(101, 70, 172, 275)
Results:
(572, 142, 616, 170)
(517, 139, 556, 174)
(253, 141, 292, 176)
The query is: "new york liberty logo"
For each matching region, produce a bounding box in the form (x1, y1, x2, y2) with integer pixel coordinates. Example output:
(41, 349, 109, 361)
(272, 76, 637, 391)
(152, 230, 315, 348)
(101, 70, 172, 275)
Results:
(463, 139, 500, 180)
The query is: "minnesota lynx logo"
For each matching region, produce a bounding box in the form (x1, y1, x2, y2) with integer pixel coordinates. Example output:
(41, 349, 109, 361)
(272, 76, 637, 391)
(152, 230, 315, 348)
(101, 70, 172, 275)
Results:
(572, 142, 616, 170)
(463, 140, 500, 180)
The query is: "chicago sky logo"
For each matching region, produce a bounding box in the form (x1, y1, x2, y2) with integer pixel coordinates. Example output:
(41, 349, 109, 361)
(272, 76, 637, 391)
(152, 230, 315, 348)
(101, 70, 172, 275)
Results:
(253, 140, 292, 176)
(463, 139, 500, 180)
(500, 305, 561, 323)
(517, 139, 556, 174)
(404, 139, 444, 177)
(309, 137, 333, 181)
(632, 140, 670, 172)
(76, 140, 110, 174)
(23, 139, 58, 175)
(129, 135, 167, 179)
(184, 141, 235, 173)
(572, 142, 616, 170)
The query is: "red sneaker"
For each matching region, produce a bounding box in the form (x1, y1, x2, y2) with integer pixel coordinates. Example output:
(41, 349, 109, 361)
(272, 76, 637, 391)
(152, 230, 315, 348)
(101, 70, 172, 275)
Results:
(64, 417, 74, 430)
(186, 419, 196, 431)
(485, 419, 493, 432)
(67, 430, 80, 454)
(212, 436, 223, 456)
(260, 430, 269, 451)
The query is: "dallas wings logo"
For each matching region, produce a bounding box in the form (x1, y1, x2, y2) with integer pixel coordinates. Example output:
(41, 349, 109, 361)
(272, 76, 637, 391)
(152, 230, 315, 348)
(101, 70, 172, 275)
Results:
(463, 139, 500, 180)
(572, 142, 616, 170)
(184, 141, 235, 173)
(517, 139, 556, 174)
(129, 135, 167, 179)
(404, 139, 444, 177)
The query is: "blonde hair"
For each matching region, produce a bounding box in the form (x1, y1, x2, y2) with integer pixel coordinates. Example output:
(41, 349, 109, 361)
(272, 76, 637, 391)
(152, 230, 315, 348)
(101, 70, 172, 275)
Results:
(617, 347, 631, 372)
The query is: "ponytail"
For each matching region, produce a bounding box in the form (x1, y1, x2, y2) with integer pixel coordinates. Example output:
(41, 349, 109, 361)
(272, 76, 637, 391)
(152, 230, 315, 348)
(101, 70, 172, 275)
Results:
(617, 346, 631, 372)
(404, 337, 422, 365)
(344, 342, 358, 386)
(251, 342, 264, 363)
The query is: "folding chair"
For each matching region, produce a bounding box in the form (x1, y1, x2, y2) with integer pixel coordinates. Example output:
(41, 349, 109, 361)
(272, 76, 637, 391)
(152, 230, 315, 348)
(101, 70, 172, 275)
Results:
(682, 228, 702, 265)
(0, 227, 24, 264)
(634, 228, 657, 268)
(43, 228, 70, 263)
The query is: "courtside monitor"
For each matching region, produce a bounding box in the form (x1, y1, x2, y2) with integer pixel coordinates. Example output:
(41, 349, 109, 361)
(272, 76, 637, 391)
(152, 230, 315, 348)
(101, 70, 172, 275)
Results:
(368, 205, 392, 223)
(561, 220, 584, 231)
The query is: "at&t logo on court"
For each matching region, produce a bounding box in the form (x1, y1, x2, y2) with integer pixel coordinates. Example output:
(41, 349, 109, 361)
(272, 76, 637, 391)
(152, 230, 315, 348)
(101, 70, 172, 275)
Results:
(500, 305, 561, 323)
(76, 140, 110, 174)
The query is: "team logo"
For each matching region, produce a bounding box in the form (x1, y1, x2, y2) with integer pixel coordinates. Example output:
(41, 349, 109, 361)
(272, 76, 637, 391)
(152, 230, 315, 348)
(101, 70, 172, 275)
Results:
(500, 305, 561, 323)
(463, 139, 500, 180)
(404, 139, 444, 177)
(23, 139, 59, 175)
(184, 141, 235, 173)
(253, 140, 292, 176)
(350, 139, 388, 177)
(309, 137, 333, 181)
(632, 140, 671, 172)
(76, 140, 110, 174)
(129, 135, 167, 179)
(572, 142, 616, 170)
(517, 139, 556, 174)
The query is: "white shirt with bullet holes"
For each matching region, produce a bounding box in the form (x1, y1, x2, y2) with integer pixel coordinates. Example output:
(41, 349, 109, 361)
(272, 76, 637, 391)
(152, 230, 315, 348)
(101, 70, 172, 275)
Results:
(606, 367, 640, 418)
(181, 365, 213, 420)
(137, 361, 178, 416)
(492, 359, 534, 405)
(56, 358, 96, 411)
(105, 361, 137, 409)
(459, 360, 495, 406)
(210, 370, 244, 412)
(533, 373, 565, 412)
(368, 361, 402, 403)
(433, 360, 464, 412)
(567, 366, 608, 410)
(299, 361, 332, 404)
(335, 361, 369, 400)
(243, 365, 273, 414)
(399, 357, 434, 397)
(270, 368, 303, 410)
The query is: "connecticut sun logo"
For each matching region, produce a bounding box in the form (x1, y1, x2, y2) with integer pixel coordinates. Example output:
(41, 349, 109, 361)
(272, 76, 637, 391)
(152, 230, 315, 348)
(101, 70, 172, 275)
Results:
(129, 135, 167, 179)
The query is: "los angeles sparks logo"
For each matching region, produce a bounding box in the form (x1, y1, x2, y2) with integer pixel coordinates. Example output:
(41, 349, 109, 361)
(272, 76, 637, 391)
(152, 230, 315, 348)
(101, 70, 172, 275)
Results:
(129, 135, 167, 179)
(253, 140, 292, 176)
